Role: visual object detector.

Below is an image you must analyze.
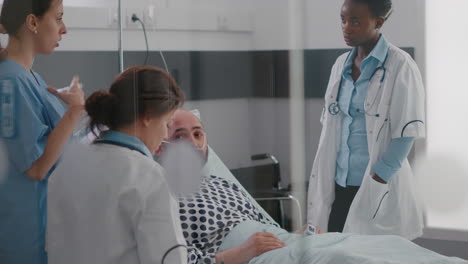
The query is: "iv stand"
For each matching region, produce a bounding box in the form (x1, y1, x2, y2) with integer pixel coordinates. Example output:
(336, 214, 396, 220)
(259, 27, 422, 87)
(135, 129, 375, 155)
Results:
(118, 0, 124, 72)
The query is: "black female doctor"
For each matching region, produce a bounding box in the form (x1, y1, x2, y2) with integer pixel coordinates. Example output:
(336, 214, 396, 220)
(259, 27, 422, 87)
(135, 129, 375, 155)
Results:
(307, 0, 426, 239)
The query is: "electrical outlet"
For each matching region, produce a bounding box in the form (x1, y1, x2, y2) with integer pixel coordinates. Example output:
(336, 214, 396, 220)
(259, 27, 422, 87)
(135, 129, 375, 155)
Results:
(126, 9, 142, 29)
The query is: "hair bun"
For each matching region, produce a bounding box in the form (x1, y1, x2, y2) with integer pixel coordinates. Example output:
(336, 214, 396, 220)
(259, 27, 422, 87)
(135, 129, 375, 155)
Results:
(85, 90, 118, 128)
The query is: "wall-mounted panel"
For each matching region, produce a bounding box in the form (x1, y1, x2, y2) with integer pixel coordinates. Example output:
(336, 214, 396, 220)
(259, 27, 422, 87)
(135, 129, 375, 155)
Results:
(33, 48, 414, 100)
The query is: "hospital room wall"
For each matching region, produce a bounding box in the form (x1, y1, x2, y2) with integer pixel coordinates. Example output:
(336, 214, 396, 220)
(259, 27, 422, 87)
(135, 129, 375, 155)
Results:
(0, 0, 425, 213)
(51, 0, 256, 51)
(0, 0, 426, 183)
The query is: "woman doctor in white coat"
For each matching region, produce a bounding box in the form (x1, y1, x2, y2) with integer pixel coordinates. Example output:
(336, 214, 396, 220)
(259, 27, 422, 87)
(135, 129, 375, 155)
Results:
(46, 66, 188, 263)
(307, 0, 425, 239)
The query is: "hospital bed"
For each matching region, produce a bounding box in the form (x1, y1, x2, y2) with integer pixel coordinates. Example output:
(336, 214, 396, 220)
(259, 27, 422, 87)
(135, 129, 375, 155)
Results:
(197, 147, 468, 263)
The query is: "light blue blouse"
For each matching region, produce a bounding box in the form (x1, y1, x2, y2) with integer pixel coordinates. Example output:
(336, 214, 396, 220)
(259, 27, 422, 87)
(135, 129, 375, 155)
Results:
(96, 130, 153, 158)
(335, 35, 414, 187)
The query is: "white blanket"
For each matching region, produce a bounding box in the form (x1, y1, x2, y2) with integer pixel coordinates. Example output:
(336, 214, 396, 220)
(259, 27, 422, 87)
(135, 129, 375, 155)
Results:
(219, 220, 468, 264)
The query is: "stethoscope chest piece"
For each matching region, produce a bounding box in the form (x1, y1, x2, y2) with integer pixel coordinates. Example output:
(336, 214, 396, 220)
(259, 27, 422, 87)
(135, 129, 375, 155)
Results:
(329, 102, 340, 115)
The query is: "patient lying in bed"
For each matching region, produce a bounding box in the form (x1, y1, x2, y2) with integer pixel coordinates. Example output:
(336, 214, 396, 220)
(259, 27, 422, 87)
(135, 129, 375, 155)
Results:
(164, 109, 467, 264)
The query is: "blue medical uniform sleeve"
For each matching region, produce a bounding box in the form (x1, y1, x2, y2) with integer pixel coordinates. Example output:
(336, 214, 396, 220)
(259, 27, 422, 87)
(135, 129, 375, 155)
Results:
(1, 77, 49, 174)
(372, 137, 415, 182)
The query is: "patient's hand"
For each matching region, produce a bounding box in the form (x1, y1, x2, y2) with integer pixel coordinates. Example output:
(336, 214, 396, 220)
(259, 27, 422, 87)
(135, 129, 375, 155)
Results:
(240, 232, 285, 261)
(215, 232, 285, 264)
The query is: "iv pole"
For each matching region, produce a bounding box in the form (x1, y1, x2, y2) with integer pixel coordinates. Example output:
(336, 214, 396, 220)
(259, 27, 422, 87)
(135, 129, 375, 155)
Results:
(118, 0, 124, 72)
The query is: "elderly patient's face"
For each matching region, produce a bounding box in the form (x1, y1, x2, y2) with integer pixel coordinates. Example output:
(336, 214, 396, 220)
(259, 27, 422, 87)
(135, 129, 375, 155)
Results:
(168, 110, 208, 158)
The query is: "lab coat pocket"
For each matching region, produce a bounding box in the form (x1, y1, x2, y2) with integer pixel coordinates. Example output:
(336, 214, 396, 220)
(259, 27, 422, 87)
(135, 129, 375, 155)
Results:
(368, 177, 389, 220)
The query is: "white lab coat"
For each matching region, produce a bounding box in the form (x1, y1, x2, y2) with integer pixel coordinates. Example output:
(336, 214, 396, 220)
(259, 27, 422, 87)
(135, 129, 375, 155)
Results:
(46, 143, 187, 264)
(307, 43, 426, 240)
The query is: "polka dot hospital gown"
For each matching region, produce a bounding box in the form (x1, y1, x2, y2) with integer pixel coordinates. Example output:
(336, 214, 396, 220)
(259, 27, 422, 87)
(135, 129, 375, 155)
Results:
(182, 175, 279, 264)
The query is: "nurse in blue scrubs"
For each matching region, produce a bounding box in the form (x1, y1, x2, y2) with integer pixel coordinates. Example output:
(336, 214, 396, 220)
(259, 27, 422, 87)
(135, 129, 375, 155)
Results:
(0, 0, 84, 263)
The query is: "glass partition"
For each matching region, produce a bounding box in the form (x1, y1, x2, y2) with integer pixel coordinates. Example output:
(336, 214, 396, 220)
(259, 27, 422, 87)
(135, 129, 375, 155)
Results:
(2, 0, 467, 263)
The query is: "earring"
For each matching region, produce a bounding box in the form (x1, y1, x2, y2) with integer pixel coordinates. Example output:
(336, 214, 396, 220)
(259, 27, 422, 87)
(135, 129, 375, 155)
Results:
(34, 30, 38, 34)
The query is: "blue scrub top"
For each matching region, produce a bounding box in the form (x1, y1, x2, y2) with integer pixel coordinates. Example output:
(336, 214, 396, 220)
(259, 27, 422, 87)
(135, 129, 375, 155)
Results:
(0, 59, 65, 264)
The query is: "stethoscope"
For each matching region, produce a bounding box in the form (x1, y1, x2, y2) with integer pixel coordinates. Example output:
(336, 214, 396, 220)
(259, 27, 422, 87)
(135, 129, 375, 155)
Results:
(328, 51, 389, 118)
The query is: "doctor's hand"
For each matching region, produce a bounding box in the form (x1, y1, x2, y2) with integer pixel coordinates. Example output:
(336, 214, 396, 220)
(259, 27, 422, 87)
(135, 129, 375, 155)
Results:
(48, 75, 85, 107)
(372, 173, 387, 184)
